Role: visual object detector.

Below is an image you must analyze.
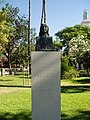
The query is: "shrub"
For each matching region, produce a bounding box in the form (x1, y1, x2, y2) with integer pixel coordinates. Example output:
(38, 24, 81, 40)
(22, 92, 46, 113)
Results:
(62, 67, 77, 79)
(79, 70, 90, 77)
(61, 56, 70, 78)
(61, 55, 78, 79)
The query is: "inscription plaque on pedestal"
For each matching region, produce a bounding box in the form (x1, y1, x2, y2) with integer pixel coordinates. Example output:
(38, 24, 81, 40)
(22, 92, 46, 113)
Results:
(31, 52, 60, 120)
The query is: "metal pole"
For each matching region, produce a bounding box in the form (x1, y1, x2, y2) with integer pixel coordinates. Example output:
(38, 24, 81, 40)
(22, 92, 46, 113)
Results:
(28, 0, 31, 75)
(41, 0, 46, 24)
(43, 0, 46, 24)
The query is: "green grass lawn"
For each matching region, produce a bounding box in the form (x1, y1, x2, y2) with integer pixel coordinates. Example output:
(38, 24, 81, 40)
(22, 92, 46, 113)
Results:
(61, 91, 90, 120)
(0, 75, 90, 120)
(0, 72, 31, 87)
(0, 74, 31, 119)
(0, 89, 32, 120)
(61, 77, 90, 120)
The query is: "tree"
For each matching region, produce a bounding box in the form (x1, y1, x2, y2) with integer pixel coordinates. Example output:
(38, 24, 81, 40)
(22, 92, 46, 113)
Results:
(69, 35, 90, 70)
(61, 55, 69, 76)
(12, 28, 36, 68)
(31, 28, 36, 51)
(0, 10, 8, 56)
(1, 3, 36, 73)
(82, 51, 90, 75)
(2, 4, 20, 73)
(53, 37, 62, 51)
(61, 55, 77, 79)
(55, 25, 90, 54)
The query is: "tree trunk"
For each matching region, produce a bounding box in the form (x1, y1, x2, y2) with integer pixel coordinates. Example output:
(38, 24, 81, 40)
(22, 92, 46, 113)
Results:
(78, 63, 81, 70)
(1, 68, 3, 76)
(8, 49, 12, 75)
(87, 68, 89, 77)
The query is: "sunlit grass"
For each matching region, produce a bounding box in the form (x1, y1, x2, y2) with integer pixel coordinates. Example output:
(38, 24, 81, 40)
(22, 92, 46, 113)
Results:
(61, 77, 90, 86)
(0, 89, 32, 120)
(0, 73, 31, 86)
(0, 75, 90, 120)
(61, 77, 90, 120)
(61, 91, 90, 120)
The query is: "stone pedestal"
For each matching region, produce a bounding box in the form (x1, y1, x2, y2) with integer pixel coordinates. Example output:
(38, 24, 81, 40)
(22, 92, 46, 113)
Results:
(31, 52, 60, 120)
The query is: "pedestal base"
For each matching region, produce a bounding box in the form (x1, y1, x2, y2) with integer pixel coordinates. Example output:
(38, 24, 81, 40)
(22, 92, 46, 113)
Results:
(31, 52, 60, 120)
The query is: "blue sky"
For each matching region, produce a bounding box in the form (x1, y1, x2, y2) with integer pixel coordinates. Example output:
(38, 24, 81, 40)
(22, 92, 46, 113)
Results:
(1, 0, 90, 38)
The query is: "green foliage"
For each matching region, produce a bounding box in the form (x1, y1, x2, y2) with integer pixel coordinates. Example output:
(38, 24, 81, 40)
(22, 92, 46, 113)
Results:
(53, 37, 62, 51)
(1, 3, 36, 68)
(1, 3, 20, 69)
(62, 68, 77, 79)
(69, 35, 90, 59)
(61, 55, 77, 79)
(56, 25, 90, 54)
(82, 51, 90, 73)
(79, 70, 90, 77)
(31, 27, 36, 51)
(61, 56, 69, 74)
(12, 28, 36, 67)
(69, 35, 90, 70)
(0, 10, 8, 54)
(56, 25, 90, 75)
(61, 55, 78, 79)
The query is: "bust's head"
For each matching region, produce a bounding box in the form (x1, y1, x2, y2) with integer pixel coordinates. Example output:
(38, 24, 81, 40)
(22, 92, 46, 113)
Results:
(43, 24, 49, 34)
(39, 23, 49, 37)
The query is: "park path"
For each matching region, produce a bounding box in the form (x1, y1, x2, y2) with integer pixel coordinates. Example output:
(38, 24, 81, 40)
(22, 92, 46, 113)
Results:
(0, 87, 31, 94)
